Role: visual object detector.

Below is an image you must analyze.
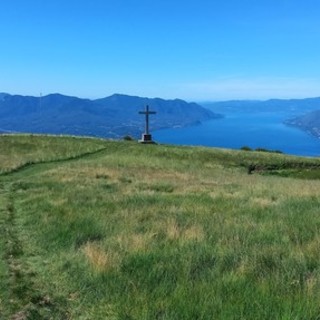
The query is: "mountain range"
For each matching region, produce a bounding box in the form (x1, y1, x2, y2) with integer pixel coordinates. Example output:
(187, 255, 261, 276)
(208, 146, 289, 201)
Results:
(0, 93, 220, 138)
(203, 97, 320, 114)
(3, 93, 320, 141)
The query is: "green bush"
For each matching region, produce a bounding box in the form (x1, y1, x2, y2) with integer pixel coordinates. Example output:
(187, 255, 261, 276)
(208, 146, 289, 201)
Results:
(240, 146, 252, 151)
(123, 135, 135, 141)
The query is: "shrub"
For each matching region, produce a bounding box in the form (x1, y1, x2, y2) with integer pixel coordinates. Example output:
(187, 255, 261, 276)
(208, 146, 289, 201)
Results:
(240, 146, 252, 151)
(123, 135, 135, 141)
(255, 147, 283, 154)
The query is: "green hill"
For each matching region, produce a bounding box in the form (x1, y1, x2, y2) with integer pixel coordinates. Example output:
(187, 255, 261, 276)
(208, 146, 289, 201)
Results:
(1, 135, 320, 319)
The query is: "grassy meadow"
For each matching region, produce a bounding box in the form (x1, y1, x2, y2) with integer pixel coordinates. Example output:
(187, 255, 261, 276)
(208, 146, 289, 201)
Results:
(1, 134, 320, 319)
(0, 134, 107, 174)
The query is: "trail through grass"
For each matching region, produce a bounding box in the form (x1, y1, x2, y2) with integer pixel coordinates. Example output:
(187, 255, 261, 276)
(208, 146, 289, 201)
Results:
(0, 134, 107, 174)
(1, 135, 320, 319)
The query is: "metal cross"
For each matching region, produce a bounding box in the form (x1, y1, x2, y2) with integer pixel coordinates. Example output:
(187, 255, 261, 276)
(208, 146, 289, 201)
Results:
(139, 105, 156, 135)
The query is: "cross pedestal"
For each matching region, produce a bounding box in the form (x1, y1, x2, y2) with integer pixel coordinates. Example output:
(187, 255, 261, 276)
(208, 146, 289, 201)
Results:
(139, 105, 156, 144)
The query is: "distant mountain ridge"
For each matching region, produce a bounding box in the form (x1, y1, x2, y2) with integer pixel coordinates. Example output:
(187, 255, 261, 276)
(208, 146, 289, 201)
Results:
(0, 93, 220, 138)
(203, 97, 320, 113)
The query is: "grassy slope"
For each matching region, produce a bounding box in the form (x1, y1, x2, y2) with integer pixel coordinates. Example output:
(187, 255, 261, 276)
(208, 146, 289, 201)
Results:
(1, 135, 320, 319)
(0, 134, 107, 174)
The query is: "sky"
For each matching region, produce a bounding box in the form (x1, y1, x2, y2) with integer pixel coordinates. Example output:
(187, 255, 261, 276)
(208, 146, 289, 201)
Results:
(1, 0, 320, 101)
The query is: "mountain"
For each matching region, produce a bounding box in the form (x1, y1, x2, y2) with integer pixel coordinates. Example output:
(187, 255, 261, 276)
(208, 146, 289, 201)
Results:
(203, 97, 320, 114)
(285, 109, 320, 138)
(0, 93, 220, 138)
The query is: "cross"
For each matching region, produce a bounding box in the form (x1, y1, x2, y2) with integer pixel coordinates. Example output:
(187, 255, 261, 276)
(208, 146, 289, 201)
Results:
(139, 105, 156, 135)
(138, 105, 157, 144)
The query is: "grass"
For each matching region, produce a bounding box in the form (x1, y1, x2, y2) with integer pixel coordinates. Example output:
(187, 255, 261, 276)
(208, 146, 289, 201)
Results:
(1, 134, 320, 319)
(0, 134, 107, 174)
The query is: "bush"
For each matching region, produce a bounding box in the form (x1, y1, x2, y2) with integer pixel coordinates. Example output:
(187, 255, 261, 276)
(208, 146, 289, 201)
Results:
(255, 147, 283, 154)
(123, 135, 135, 141)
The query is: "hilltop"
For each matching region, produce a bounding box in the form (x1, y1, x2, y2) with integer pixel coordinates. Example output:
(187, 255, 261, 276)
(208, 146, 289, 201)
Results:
(1, 135, 320, 319)
(0, 93, 220, 138)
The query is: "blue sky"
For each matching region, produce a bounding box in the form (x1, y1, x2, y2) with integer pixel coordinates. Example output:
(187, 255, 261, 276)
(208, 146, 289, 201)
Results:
(1, 0, 320, 101)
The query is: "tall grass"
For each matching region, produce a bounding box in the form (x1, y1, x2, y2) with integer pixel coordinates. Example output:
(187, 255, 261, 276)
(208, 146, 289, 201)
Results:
(1, 135, 320, 319)
(0, 134, 107, 173)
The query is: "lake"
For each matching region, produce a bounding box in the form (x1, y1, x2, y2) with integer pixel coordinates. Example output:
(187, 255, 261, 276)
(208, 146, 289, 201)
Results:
(153, 111, 320, 157)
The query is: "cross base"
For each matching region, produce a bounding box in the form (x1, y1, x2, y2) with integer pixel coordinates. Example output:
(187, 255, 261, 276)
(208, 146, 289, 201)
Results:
(139, 134, 156, 144)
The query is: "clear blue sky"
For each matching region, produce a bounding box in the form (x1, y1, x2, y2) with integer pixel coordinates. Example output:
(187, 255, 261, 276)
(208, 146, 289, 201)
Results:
(1, 0, 320, 101)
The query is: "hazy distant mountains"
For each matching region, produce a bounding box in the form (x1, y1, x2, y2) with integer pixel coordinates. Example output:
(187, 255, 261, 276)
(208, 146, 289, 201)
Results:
(204, 97, 320, 114)
(0, 93, 220, 138)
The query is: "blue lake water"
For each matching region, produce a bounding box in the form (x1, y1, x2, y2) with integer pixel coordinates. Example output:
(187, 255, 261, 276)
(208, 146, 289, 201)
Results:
(153, 111, 320, 157)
